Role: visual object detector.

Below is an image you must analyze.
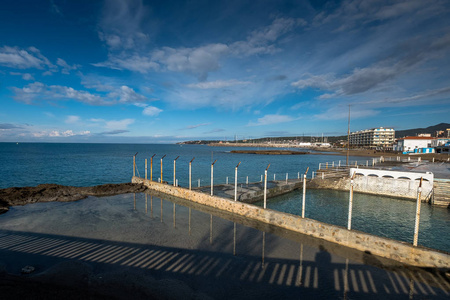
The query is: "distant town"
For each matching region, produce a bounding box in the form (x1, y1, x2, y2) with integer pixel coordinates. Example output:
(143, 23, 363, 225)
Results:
(179, 123, 450, 154)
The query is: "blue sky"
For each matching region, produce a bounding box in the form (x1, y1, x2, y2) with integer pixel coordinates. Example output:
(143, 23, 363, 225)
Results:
(0, 0, 449, 143)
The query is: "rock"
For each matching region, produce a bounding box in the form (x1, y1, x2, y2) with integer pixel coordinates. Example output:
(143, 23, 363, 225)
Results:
(21, 265, 35, 274)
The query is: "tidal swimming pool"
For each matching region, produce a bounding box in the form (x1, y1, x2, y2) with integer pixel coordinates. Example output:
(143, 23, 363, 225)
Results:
(0, 193, 448, 299)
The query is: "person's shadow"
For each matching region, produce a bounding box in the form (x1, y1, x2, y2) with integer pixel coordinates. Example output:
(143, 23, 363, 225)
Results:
(315, 245, 334, 295)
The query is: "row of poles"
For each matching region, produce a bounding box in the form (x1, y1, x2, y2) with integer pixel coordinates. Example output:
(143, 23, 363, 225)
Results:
(134, 154, 425, 247)
(134, 154, 310, 213)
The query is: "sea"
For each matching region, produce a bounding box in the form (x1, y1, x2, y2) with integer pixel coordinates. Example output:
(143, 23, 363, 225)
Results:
(0, 142, 369, 188)
(0, 142, 448, 252)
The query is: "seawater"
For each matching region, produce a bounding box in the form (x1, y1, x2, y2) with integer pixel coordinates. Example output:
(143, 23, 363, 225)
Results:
(256, 189, 450, 252)
(0, 142, 370, 188)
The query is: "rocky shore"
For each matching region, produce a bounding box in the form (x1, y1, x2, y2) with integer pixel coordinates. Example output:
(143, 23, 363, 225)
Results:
(0, 183, 147, 214)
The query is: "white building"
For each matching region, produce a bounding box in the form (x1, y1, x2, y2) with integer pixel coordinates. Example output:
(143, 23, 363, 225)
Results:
(394, 137, 434, 153)
(349, 127, 395, 149)
(431, 138, 450, 147)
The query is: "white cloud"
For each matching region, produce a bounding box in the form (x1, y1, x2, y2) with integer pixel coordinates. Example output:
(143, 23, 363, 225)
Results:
(314, 0, 444, 31)
(93, 54, 159, 73)
(33, 130, 91, 138)
(314, 107, 379, 120)
(105, 118, 135, 130)
(98, 0, 150, 51)
(22, 73, 34, 80)
(56, 58, 79, 74)
(231, 17, 302, 56)
(13, 82, 151, 106)
(0, 46, 55, 70)
(152, 44, 229, 81)
(116, 86, 148, 103)
(185, 123, 210, 129)
(186, 79, 251, 89)
(90, 118, 105, 122)
(247, 114, 294, 126)
(65, 115, 80, 124)
(95, 17, 301, 80)
(142, 106, 162, 116)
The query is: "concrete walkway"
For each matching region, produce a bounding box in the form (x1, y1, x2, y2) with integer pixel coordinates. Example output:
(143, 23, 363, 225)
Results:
(193, 180, 303, 203)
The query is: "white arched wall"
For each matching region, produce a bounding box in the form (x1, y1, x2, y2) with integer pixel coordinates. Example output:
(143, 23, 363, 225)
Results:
(349, 168, 434, 200)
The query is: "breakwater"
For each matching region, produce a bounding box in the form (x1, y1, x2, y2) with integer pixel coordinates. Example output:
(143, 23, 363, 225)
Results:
(132, 176, 449, 268)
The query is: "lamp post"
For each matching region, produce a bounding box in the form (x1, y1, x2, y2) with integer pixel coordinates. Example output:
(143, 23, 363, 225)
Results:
(302, 167, 309, 218)
(173, 156, 179, 186)
(264, 164, 270, 209)
(211, 160, 217, 196)
(189, 157, 195, 190)
(413, 177, 423, 246)
(235, 162, 241, 201)
(160, 154, 166, 183)
(133, 152, 138, 177)
(347, 172, 356, 230)
(150, 154, 156, 181)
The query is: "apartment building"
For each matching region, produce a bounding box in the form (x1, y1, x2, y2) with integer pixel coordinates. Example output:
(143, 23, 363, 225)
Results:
(349, 127, 395, 149)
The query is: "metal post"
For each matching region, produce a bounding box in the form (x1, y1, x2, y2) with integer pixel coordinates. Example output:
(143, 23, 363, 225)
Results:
(332, 161, 334, 168)
(189, 157, 195, 190)
(160, 154, 166, 183)
(226, 176, 228, 185)
(339, 160, 341, 167)
(413, 178, 423, 247)
(302, 167, 308, 218)
(211, 160, 217, 196)
(319, 163, 321, 170)
(198, 179, 200, 187)
(133, 152, 138, 177)
(273, 174, 276, 181)
(286, 173, 288, 184)
(348, 172, 356, 230)
(235, 162, 240, 202)
(173, 156, 179, 186)
(145, 159, 147, 180)
(246, 176, 248, 185)
(263, 164, 270, 209)
(298, 172, 300, 179)
(150, 154, 155, 181)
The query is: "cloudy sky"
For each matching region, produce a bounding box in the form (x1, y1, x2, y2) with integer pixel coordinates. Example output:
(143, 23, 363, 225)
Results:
(1, 0, 449, 143)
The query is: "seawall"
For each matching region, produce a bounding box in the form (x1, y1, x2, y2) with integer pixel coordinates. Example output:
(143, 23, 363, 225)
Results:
(132, 176, 449, 269)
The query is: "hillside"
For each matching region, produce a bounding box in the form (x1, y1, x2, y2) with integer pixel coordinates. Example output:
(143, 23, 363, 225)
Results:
(395, 123, 450, 138)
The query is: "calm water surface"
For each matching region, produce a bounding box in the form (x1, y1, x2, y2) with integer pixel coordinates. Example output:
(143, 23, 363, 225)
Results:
(0, 142, 370, 188)
(257, 190, 450, 252)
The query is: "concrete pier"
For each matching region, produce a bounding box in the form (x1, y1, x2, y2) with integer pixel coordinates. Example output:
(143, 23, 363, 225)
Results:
(132, 176, 449, 268)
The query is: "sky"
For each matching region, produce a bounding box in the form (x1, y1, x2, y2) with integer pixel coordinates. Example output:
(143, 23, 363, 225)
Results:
(0, 0, 449, 143)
